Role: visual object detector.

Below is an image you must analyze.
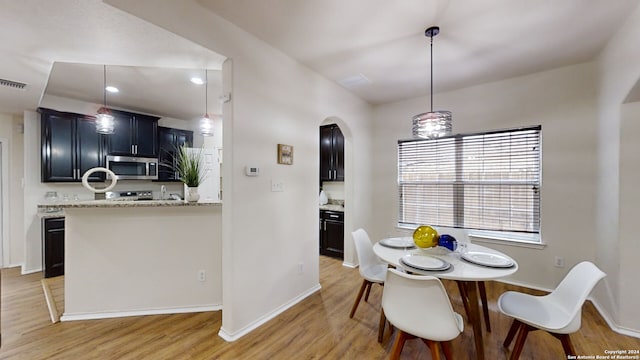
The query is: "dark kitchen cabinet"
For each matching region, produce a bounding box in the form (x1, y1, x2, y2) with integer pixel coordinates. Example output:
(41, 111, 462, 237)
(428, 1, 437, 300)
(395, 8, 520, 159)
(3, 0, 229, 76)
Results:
(320, 210, 344, 259)
(107, 109, 159, 157)
(319, 124, 344, 182)
(42, 217, 65, 278)
(157, 126, 194, 181)
(40, 108, 106, 182)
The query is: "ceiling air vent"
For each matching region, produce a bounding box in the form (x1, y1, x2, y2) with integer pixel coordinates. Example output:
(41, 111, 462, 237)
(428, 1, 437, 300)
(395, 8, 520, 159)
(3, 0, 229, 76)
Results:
(0, 78, 27, 90)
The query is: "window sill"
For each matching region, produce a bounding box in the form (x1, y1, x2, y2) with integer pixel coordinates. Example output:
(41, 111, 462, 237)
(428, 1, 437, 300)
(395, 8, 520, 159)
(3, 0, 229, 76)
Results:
(468, 231, 546, 250)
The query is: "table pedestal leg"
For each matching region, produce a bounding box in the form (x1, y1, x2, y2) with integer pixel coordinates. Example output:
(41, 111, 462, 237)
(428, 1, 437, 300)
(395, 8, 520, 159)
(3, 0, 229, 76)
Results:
(464, 281, 484, 360)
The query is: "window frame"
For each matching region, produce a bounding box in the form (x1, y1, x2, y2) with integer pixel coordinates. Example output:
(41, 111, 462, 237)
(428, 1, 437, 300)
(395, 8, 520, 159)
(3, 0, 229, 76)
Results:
(397, 125, 542, 243)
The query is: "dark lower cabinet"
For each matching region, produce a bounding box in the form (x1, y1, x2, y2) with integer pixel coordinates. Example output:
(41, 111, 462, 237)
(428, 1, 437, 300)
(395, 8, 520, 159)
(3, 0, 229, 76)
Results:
(42, 217, 64, 278)
(320, 210, 344, 259)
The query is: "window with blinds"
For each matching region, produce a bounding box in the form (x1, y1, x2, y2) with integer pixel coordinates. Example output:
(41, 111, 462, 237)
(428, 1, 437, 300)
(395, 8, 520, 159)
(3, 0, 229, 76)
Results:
(398, 126, 541, 235)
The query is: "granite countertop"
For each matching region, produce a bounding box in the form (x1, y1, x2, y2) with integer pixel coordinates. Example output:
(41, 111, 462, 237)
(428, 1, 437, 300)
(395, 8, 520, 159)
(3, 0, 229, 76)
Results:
(37, 200, 222, 209)
(320, 204, 344, 212)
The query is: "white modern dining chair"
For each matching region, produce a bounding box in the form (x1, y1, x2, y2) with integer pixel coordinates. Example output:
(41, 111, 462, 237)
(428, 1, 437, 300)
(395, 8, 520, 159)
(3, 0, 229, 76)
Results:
(497, 261, 606, 359)
(381, 268, 464, 360)
(350, 229, 388, 336)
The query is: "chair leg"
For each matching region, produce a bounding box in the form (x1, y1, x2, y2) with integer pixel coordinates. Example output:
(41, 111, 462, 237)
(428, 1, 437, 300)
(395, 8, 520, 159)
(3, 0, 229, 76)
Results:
(510, 323, 532, 360)
(478, 281, 491, 332)
(503, 319, 521, 348)
(378, 308, 386, 343)
(364, 281, 373, 301)
(441, 341, 454, 360)
(390, 330, 409, 360)
(349, 280, 369, 318)
(422, 339, 442, 360)
(555, 333, 576, 357)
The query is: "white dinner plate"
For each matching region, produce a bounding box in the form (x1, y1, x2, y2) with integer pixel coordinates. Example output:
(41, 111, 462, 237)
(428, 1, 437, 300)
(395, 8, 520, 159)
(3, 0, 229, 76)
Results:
(400, 254, 450, 271)
(379, 237, 416, 249)
(462, 251, 514, 268)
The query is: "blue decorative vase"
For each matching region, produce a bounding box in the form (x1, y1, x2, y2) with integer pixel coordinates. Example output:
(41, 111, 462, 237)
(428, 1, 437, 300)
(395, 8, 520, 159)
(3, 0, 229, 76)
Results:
(438, 234, 457, 251)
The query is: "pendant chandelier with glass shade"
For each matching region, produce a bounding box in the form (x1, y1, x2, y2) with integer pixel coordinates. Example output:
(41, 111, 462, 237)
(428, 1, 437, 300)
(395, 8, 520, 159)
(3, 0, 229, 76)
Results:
(95, 65, 115, 134)
(412, 26, 452, 139)
(199, 69, 214, 137)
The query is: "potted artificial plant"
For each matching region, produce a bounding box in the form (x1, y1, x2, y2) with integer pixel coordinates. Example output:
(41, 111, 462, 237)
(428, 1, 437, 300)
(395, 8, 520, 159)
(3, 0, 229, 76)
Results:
(174, 145, 206, 202)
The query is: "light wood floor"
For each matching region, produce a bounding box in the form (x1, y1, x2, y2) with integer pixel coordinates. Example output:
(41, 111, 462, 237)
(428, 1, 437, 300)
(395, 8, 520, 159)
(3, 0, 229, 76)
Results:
(1, 257, 638, 359)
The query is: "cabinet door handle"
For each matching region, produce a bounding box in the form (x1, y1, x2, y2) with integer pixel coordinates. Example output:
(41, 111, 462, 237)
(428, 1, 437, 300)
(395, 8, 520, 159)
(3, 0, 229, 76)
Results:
(324, 221, 326, 231)
(334, 170, 337, 179)
(329, 214, 340, 218)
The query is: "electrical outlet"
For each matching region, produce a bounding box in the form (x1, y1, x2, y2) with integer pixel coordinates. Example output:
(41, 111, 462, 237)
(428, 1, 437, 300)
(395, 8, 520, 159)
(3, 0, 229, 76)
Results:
(271, 180, 284, 192)
(198, 270, 206, 282)
(297, 262, 304, 275)
(554, 256, 565, 268)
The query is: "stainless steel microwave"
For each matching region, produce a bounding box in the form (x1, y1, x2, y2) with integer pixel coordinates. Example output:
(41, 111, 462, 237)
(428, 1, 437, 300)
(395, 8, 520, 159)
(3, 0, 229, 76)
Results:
(106, 155, 158, 180)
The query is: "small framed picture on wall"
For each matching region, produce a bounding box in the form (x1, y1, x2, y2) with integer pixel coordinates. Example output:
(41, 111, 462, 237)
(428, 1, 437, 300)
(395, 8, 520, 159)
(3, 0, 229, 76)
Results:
(277, 144, 293, 165)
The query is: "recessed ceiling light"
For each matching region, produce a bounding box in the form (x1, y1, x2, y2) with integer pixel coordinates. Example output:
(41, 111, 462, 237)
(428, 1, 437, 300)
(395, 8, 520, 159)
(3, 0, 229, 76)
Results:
(105, 86, 119, 93)
(190, 77, 205, 85)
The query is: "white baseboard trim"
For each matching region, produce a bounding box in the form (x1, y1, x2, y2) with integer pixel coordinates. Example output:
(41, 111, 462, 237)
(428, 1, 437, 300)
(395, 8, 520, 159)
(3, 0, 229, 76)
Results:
(20, 265, 41, 275)
(589, 298, 640, 339)
(218, 283, 322, 342)
(60, 304, 221, 322)
(342, 261, 357, 269)
(496, 279, 640, 339)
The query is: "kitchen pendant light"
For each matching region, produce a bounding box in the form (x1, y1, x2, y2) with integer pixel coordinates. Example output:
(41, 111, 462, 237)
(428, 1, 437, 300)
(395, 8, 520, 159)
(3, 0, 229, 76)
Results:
(199, 69, 214, 137)
(412, 26, 452, 139)
(95, 65, 115, 134)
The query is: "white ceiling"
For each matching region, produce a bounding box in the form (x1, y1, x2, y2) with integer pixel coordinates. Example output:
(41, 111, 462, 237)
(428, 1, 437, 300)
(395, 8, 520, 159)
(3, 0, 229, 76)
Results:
(1, 0, 639, 121)
(44, 63, 223, 120)
(0, 0, 225, 120)
(199, 0, 640, 104)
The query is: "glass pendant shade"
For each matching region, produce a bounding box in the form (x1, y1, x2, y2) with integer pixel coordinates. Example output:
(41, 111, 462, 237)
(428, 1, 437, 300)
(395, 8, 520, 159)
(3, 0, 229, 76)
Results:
(199, 69, 214, 137)
(95, 107, 115, 134)
(199, 115, 214, 137)
(412, 110, 452, 139)
(96, 65, 115, 134)
(413, 26, 452, 139)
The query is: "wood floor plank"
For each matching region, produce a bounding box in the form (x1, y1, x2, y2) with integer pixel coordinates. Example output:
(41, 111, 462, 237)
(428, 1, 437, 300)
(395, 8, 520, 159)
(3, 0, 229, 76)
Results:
(1, 257, 639, 359)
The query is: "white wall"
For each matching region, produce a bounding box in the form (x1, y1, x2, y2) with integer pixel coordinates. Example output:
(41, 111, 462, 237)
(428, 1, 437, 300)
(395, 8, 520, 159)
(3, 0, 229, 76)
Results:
(596, 1, 640, 333)
(620, 101, 640, 331)
(373, 62, 599, 289)
(107, 0, 374, 340)
(63, 205, 221, 319)
(0, 114, 24, 268)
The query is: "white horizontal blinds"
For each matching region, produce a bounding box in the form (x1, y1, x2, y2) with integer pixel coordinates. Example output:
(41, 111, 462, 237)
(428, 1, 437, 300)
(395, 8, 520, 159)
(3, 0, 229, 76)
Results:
(398, 126, 541, 233)
(398, 138, 456, 228)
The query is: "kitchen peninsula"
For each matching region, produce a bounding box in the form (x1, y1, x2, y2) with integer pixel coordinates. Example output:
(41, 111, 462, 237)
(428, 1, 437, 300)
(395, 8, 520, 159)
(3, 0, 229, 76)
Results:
(37, 200, 222, 321)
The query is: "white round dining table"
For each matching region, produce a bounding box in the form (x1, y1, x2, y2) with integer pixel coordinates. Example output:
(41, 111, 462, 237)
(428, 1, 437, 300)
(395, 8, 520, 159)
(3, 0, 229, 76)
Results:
(373, 239, 519, 360)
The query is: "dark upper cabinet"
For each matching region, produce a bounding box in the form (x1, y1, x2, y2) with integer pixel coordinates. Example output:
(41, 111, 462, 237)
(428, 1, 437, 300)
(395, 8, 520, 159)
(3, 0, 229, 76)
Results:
(40, 108, 105, 182)
(107, 110, 159, 157)
(319, 124, 344, 182)
(157, 126, 194, 181)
